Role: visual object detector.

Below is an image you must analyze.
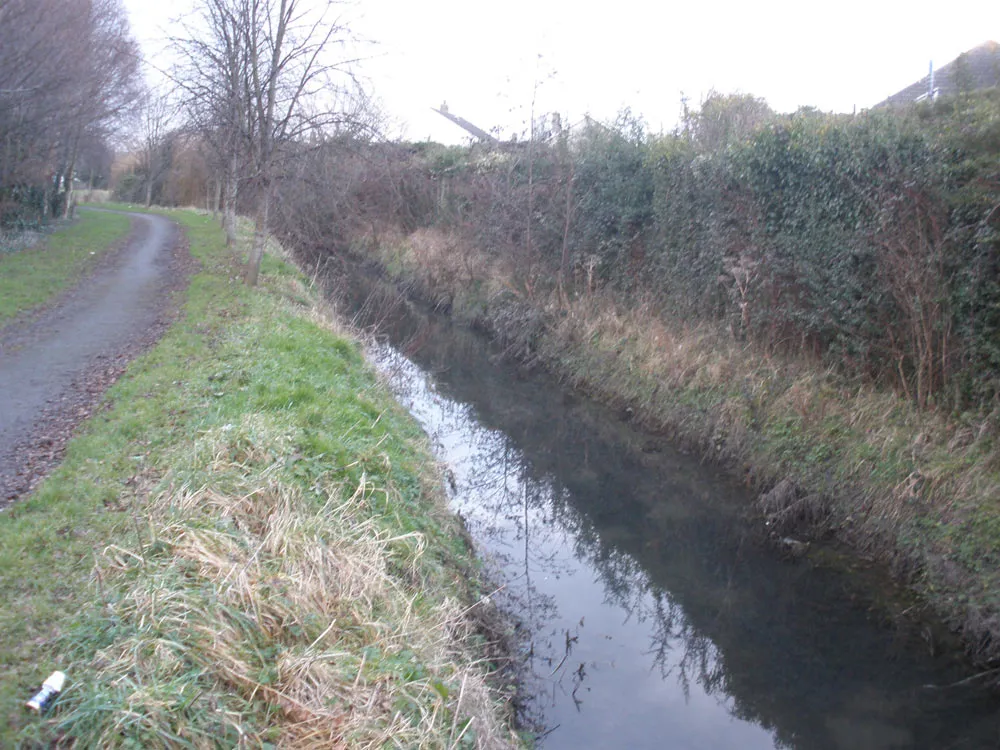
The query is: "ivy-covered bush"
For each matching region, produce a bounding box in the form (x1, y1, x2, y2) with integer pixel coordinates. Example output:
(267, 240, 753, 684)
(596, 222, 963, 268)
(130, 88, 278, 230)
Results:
(274, 90, 1000, 410)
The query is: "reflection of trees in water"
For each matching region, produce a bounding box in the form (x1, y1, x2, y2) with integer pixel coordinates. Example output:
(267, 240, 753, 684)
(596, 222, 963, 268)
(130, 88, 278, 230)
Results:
(648, 592, 730, 709)
(419, 394, 570, 577)
(422, 370, 742, 707)
(555, 493, 735, 706)
(366, 309, 998, 750)
(442, 402, 1000, 750)
(541, 468, 806, 746)
(456, 426, 569, 635)
(375, 340, 782, 737)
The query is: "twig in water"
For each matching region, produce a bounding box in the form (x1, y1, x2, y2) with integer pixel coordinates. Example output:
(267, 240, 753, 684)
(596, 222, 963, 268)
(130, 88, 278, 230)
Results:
(548, 628, 578, 676)
(537, 723, 562, 740)
(923, 666, 1000, 690)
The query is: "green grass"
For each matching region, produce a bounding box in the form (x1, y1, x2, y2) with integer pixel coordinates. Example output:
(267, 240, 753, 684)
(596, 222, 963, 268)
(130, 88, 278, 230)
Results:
(0, 211, 132, 327)
(1, 210, 517, 747)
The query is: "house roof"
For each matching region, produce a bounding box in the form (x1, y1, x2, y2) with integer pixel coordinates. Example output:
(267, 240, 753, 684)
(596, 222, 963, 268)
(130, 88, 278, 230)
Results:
(878, 40, 1000, 107)
(431, 104, 498, 144)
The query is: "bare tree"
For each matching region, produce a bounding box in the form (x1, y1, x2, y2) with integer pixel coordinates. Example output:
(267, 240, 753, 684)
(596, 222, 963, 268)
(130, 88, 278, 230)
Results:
(173, 0, 356, 283)
(135, 92, 176, 207)
(171, 0, 252, 246)
(59, 0, 142, 217)
(240, 0, 355, 286)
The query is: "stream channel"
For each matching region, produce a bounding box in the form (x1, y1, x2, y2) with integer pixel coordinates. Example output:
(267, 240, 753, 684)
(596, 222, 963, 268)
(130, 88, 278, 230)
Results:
(333, 269, 1000, 749)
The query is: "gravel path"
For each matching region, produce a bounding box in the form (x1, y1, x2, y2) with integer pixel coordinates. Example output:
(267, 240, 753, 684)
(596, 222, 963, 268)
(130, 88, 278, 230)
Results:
(0, 210, 193, 506)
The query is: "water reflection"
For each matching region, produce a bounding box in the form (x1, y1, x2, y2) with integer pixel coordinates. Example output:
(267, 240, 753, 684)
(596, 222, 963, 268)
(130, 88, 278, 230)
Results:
(338, 276, 1000, 749)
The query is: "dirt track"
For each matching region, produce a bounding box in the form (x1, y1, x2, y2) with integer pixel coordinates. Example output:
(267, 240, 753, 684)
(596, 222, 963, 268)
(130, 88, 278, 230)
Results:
(0, 210, 191, 506)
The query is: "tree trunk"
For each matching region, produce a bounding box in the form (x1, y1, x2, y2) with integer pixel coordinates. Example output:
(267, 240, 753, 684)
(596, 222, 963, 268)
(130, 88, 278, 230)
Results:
(223, 153, 238, 247)
(526, 136, 534, 259)
(63, 169, 75, 218)
(62, 131, 81, 219)
(246, 189, 270, 287)
(144, 179, 153, 208)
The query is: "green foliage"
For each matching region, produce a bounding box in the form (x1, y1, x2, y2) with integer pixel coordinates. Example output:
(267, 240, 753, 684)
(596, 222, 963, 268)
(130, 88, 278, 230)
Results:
(553, 94, 1000, 408)
(112, 171, 143, 203)
(279, 90, 1000, 411)
(0, 185, 48, 229)
(569, 111, 655, 285)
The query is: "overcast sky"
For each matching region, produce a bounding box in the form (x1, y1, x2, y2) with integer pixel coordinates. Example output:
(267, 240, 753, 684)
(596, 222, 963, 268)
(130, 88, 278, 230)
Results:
(123, 0, 999, 144)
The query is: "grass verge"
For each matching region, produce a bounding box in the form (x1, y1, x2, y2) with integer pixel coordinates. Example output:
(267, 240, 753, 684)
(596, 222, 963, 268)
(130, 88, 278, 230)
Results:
(351, 224, 1000, 665)
(0, 210, 132, 327)
(1, 210, 518, 747)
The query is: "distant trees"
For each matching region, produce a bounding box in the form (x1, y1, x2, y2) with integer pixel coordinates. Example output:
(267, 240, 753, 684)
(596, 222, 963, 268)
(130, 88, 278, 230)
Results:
(682, 91, 774, 152)
(0, 0, 141, 224)
(76, 132, 116, 191)
(136, 93, 176, 208)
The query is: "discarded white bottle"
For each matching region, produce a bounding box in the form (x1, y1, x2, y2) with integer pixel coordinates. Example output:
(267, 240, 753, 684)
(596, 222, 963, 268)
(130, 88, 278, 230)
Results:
(25, 671, 66, 713)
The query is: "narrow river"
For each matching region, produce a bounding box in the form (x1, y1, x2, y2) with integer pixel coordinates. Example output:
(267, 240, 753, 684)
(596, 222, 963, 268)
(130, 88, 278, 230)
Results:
(335, 273, 999, 749)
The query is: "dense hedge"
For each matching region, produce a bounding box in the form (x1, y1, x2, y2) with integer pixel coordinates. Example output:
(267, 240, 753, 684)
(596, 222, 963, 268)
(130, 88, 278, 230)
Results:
(277, 91, 1000, 411)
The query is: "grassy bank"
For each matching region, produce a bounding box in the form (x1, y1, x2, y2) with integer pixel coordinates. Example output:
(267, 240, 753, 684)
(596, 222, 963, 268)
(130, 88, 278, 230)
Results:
(0, 210, 132, 327)
(354, 225, 1000, 664)
(1, 210, 519, 747)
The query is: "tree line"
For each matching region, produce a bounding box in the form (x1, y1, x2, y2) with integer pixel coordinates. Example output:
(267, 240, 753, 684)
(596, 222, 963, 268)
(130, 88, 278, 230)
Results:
(1, 0, 363, 287)
(0, 0, 140, 225)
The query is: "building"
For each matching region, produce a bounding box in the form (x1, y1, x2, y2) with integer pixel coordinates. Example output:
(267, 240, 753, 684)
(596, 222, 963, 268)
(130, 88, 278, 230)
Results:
(878, 40, 1000, 107)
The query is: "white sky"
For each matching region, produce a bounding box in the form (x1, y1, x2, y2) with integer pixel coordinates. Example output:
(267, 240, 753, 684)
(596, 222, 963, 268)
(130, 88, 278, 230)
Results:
(123, 0, 999, 144)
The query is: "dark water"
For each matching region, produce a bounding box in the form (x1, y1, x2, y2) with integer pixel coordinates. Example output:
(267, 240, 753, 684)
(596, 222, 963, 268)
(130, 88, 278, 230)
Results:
(336, 274, 1000, 749)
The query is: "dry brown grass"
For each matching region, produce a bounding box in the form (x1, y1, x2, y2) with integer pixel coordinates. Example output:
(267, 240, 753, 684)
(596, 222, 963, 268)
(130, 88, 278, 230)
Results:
(32, 221, 521, 747)
(76, 189, 113, 204)
(377, 227, 511, 310)
(80, 416, 517, 748)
